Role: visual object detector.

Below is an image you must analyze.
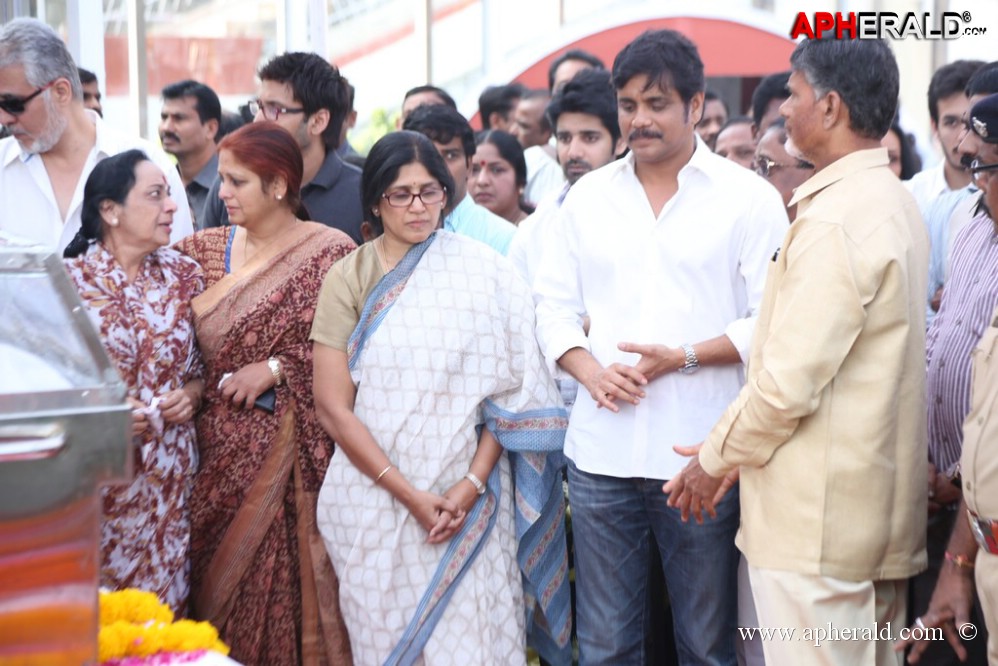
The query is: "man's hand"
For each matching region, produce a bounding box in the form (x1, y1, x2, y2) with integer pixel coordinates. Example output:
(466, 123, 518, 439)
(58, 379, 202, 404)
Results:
(584, 363, 647, 413)
(894, 562, 975, 663)
(662, 444, 737, 524)
(617, 342, 684, 382)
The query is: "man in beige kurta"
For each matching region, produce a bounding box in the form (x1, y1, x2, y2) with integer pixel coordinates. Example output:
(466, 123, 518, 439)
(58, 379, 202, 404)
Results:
(666, 37, 928, 666)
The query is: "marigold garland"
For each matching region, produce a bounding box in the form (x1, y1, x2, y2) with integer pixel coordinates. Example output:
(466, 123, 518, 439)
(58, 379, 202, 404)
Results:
(98, 590, 229, 662)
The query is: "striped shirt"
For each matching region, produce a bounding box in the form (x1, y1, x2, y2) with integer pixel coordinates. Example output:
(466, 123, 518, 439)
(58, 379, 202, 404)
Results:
(926, 211, 998, 475)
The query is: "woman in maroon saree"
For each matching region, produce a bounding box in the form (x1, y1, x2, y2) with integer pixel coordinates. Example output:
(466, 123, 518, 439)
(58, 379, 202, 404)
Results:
(177, 122, 355, 665)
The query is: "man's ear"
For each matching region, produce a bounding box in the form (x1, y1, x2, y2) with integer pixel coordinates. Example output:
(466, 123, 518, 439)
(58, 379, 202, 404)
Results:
(205, 118, 220, 143)
(822, 90, 845, 130)
(309, 108, 331, 137)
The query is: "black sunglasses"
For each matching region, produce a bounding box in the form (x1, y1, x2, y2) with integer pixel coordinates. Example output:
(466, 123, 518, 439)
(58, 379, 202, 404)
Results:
(0, 80, 56, 116)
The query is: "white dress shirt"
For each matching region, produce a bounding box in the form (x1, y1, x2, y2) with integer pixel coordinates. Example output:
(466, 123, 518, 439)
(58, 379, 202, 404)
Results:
(0, 110, 194, 250)
(534, 141, 787, 480)
(523, 146, 566, 208)
(508, 184, 568, 291)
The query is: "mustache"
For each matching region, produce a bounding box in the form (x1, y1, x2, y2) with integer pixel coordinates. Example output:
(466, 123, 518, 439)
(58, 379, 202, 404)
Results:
(160, 131, 180, 143)
(564, 159, 593, 172)
(629, 129, 663, 141)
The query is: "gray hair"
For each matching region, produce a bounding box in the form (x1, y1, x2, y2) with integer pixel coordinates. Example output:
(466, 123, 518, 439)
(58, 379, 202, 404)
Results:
(789, 38, 898, 141)
(0, 18, 82, 100)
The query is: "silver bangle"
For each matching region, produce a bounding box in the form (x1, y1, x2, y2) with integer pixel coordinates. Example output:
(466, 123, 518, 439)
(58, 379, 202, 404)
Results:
(375, 464, 393, 485)
(464, 472, 486, 495)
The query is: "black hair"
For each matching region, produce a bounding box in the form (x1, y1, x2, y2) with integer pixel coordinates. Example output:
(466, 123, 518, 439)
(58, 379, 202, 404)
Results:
(547, 49, 605, 91)
(967, 62, 998, 98)
(790, 39, 898, 140)
(750, 71, 790, 130)
(217, 109, 247, 141)
(258, 52, 349, 152)
(719, 115, 753, 134)
(64, 150, 148, 258)
(161, 79, 222, 138)
(77, 67, 97, 85)
(403, 104, 476, 163)
(928, 60, 985, 124)
(546, 69, 620, 144)
(612, 30, 704, 107)
(478, 83, 526, 130)
(362, 131, 456, 236)
(403, 84, 457, 110)
(474, 129, 533, 215)
(886, 118, 922, 180)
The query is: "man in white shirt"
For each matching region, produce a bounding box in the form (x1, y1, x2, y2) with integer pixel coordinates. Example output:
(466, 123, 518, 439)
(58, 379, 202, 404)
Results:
(0, 19, 193, 250)
(533, 30, 786, 665)
(906, 60, 984, 214)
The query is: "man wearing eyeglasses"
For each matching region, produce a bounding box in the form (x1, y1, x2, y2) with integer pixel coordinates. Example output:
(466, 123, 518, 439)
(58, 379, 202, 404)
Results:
(900, 92, 998, 666)
(0, 19, 193, 249)
(199, 52, 364, 245)
(752, 118, 814, 222)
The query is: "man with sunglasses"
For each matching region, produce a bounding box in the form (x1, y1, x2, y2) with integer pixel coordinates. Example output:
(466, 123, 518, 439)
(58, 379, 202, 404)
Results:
(900, 92, 998, 666)
(199, 52, 363, 244)
(0, 19, 193, 249)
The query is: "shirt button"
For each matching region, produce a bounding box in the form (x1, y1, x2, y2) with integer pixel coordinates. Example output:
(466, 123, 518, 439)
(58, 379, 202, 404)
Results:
(956, 320, 962, 326)
(936, 396, 943, 404)
(966, 481, 973, 491)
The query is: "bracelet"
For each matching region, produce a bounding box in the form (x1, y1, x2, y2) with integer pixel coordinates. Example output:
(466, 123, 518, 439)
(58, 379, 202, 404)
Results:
(374, 464, 393, 485)
(945, 551, 975, 570)
(267, 357, 283, 386)
(464, 472, 486, 496)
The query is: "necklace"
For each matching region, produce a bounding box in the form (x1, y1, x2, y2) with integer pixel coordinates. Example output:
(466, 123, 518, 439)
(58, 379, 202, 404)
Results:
(240, 218, 296, 268)
(376, 235, 397, 273)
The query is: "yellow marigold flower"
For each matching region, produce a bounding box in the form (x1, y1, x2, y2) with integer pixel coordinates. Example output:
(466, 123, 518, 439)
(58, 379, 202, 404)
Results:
(99, 589, 173, 626)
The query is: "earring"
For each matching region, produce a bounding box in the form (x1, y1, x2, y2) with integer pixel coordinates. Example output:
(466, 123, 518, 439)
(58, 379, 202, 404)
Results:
(109, 218, 119, 227)
(276, 193, 283, 201)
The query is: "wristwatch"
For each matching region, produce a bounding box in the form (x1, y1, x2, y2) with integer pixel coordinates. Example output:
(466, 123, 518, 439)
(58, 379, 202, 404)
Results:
(267, 357, 284, 386)
(678, 343, 699, 375)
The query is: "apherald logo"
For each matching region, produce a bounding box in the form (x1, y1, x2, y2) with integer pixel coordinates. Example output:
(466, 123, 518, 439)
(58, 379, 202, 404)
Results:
(789, 11, 986, 40)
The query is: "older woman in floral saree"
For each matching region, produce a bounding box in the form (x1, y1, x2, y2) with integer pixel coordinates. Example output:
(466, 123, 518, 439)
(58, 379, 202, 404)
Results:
(312, 131, 571, 665)
(64, 149, 204, 615)
(177, 122, 355, 665)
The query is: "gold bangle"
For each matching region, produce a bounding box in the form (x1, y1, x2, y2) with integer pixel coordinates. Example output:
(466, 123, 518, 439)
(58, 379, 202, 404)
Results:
(375, 464, 393, 485)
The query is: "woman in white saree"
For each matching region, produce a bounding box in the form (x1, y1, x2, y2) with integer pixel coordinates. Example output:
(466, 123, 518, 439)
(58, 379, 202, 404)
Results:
(312, 131, 571, 665)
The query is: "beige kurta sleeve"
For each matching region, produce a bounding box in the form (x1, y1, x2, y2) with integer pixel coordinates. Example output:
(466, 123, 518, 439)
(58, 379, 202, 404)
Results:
(310, 243, 383, 351)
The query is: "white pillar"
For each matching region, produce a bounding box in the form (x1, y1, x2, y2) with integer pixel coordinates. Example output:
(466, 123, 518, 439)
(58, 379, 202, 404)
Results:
(65, 0, 107, 90)
(309, 0, 328, 58)
(126, 0, 147, 138)
(413, 0, 432, 83)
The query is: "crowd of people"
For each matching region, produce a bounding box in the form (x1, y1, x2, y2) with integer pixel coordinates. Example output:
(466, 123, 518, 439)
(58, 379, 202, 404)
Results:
(3, 14, 998, 666)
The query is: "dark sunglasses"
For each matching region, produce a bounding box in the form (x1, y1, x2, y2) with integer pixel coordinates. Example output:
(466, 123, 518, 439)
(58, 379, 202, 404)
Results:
(0, 80, 56, 116)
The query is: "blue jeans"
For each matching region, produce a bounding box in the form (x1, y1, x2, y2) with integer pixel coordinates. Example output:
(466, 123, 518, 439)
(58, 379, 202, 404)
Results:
(567, 460, 740, 666)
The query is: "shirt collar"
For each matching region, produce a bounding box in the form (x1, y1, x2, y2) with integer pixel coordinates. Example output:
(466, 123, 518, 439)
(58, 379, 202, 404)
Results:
(789, 147, 890, 207)
(618, 134, 720, 183)
(190, 152, 219, 190)
(305, 149, 344, 191)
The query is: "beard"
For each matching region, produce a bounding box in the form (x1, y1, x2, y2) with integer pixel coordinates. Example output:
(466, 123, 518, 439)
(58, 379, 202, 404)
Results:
(21, 95, 67, 155)
(784, 135, 807, 163)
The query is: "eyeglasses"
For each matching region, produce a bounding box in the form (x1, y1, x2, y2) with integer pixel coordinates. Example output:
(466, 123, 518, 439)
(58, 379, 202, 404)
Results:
(752, 156, 814, 179)
(970, 158, 998, 185)
(248, 99, 306, 122)
(382, 188, 446, 208)
(0, 80, 56, 116)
